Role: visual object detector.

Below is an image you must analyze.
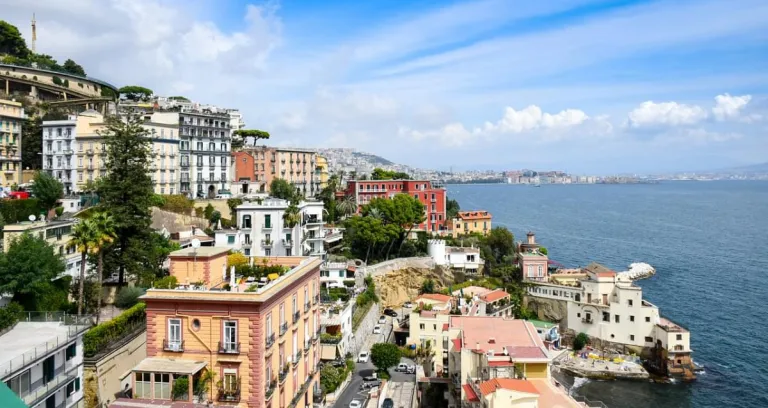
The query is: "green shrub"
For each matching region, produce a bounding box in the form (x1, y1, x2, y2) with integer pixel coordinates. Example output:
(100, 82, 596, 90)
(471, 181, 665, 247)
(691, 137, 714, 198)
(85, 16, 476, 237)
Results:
(52, 76, 63, 86)
(83, 303, 146, 357)
(154, 276, 178, 289)
(172, 376, 189, 400)
(150, 194, 166, 207)
(574, 332, 589, 351)
(0, 198, 42, 223)
(115, 286, 145, 308)
(0, 303, 23, 332)
(55, 206, 64, 217)
(342, 280, 355, 288)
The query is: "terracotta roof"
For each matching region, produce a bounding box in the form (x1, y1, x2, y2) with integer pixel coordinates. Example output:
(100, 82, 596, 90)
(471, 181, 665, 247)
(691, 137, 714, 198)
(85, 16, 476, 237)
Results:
(449, 316, 548, 357)
(478, 379, 539, 396)
(457, 211, 492, 220)
(463, 384, 480, 402)
(416, 293, 453, 303)
(583, 262, 616, 277)
(480, 289, 509, 303)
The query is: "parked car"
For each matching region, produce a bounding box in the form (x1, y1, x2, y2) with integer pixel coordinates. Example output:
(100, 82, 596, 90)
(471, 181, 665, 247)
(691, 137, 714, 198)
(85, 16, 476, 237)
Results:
(407, 365, 416, 374)
(403, 302, 413, 308)
(373, 325, 382, 334)
(396, 363, 409, 372)
(383, 308, 398, 317)
(383, 398, 394, 408)
(329, 359, 346, 368)
(349, 400, 362, 408)
(363, 372, 378, 381)
(361, 380, 381, 389)
(358, 351, 369, 363)
(378, 315, 387, 324)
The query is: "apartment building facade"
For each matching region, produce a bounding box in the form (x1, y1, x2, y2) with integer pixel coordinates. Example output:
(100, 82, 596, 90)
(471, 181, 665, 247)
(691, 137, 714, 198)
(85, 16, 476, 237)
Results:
(341, 180, 447, 232)
(449, 211, 492, 237)
(178, 110, 232, 197)
(214, 198, 326, 259)
(233, 147, 325, 198)
(1, 313, 91, 408)
(3, 219, 86, 279)
(42, 111, 180, 194)
(0, 99, 23, 188)
(133, 256, 323, 408)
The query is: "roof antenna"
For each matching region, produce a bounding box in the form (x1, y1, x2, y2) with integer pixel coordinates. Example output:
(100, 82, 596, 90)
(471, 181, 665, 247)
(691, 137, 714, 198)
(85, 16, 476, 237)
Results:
(31, 13, 37, 53)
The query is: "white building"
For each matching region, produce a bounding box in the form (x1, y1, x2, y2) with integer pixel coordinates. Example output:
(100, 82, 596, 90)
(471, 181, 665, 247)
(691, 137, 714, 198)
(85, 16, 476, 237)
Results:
(427, 240, 484, 275)
(178, 109, 232, 198)
(42, 116, 80, 195)
(319, 300, 354, 360)
(0, 312, 91, 408)
(214, 198, 326, 258)
(3, 218, 89, 280)
(319, 261, 356, 289)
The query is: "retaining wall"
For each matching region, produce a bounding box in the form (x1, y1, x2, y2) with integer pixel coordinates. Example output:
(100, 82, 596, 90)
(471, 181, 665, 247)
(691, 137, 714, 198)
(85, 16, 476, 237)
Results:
(348, 303, 381, 356)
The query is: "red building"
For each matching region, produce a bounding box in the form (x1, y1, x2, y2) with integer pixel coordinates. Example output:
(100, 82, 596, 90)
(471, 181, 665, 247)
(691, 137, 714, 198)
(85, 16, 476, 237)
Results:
(341, 180, 447, 233)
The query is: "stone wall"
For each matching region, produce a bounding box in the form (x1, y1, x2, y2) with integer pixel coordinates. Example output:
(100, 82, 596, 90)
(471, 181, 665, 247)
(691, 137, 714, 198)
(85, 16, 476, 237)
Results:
(355, 257, 436, 285)
(348, 302, 381, 356)
(524, 295, 569, 326)
(84, 329, 147, 407)
(560, 329, 654, 359)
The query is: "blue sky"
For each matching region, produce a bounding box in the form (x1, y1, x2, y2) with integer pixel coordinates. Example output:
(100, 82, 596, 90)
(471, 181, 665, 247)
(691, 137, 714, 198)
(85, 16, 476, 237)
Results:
(4, 0, 768, 174)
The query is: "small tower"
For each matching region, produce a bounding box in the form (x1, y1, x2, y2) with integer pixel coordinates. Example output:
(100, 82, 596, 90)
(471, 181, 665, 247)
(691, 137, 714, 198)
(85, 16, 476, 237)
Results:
(31, 13, 37, 53)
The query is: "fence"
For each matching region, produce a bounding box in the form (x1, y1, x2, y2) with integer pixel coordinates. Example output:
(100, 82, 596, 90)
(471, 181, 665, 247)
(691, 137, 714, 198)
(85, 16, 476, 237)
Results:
(0, 312, 92, 379)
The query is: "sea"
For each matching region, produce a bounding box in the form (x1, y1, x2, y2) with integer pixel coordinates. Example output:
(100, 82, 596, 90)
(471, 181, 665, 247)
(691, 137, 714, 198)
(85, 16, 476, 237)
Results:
(447, 181, 768, 408)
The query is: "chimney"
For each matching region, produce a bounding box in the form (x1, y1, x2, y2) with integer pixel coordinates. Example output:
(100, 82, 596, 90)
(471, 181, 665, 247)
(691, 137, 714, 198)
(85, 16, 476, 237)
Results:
(476, 342, 480, 350)
(527, 231, 535, 245)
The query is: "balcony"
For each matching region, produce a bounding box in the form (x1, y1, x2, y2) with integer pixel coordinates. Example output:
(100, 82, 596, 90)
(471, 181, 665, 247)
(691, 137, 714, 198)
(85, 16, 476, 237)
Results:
(304, 302, 310, 313)
(582, 317, 594, 324)
(218, 341, 240, 354)
(293, 351, 301, 366)
(302, 216, 323, 226)
(261, 239, 273, 247)
(279, 365, 289, 383)
(217, 380, 241, 403)
(265, 379, 277, 401)
(293, 311, 300, 324)
(262, 223, 273, 230)
(280, 322, 288, 336)
(283, 239, 293, 247)
(313, 294, 320, 305)
(63, 149, 74, 155)
(304, 341, 311, 353)
(86, 149, 94, 156)
(23, 365, 79, 408)
(312, 330, 320, 343)
(163, 339, 184, 352)
(266, 332, 276, 349)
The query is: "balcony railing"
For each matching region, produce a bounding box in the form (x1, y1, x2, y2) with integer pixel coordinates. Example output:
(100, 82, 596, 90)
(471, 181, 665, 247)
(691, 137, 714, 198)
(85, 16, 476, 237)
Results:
(261, 239, 273, 247)
(288, 376, 314, 408)
(262, 223, 273, 230)
(217, 380, 241, 403)
(313, 295, 320, 305)
(23, 365, 79, 407)
(279, 365, 289, 383)
(293, 311, 300, 324)
(280, 322, 288, 336)
(218, 341, 240, 354)
(283, 239, 293, 247)
(265, 379, 277, 401)
(266, 332, 276, 349)
(163, 339, 184, 352)
(293, 351, 302, 366)
(304, 341, 311, 353)
(304, 302, 310, 313)
(582, 318, 594, 324)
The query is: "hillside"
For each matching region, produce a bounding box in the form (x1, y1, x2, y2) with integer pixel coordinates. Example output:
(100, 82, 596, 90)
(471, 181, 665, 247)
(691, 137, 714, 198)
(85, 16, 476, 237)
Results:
(353, 150, 393, 166)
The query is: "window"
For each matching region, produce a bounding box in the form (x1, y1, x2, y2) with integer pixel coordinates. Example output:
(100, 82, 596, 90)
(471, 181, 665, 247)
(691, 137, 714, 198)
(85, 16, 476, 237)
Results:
(267, 313, 273, 337)
(676, 334, 682, 340)
(65, 343, 77, 360)
(280, 303, 285, 325)
(224, 321, 238, 351)
(168, 318, 182, 346)
(433, 324, 437, 331)
(630, 315, 635, 322)
(135, 373, 151, 399)
(292, 294, 298, 316)
(674, 345, 684, 351)
(265, 214, 271, 228)
(537, 265, 543, 277)
(645, 317, 651, 322)
(614, 315, 620, 323)
(223, 369, 238, 392)
(228, 235, 235, 244)
(6, 370, 31, 398)
(153, 373, 171, 399)
(628, 299, 633, 306)
(602, 312, 610, 322)
(630, 335, 635, 341)
(645, 336, 654, 343)
(419, 324, 425, 330)
(242, 215, 252, 229)
(265, 248, 271, 256)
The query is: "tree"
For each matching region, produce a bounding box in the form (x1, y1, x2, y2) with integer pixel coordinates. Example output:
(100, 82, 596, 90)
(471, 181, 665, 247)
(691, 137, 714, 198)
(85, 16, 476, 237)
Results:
(484, 227, 516, 266)
(227, 252, 248, 268)
(162, 194, 195, 215)
(21, 116, 42, 170)
(539, 246, 548, 255)
(226, 198, 243, 219)
(168, 96, 190, 102)
(232, 129, 270, 150)
(574, 332, 589, 351)
(0, 232, 66, 311)
(90, 211, 116, 323)
(70, 219, 97, 315)
(270, 178, 296, 201)
(118, 85, 153, 101)
(371, 168, 409, 180)
(343, 216, 398, 263)
(124, 232, 180, 287)
(420, 279, 435, 294)
(370, 343, 401, 374)
(98, 116, 154, 285)
(364, 194, 426, 258)
(204, 203, 215, 220)
(62, 59, 86, 76)
(337, 196, 357, 218)
(31, 171, 64, 215)
(0, 21, 31, 58)
(209, 210, 221, 226)
(446, 199, 460, 220)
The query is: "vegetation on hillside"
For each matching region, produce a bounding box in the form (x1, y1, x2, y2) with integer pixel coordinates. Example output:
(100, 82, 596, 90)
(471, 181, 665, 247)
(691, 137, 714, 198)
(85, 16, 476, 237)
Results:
(1, 21, 88, 76)
(371, 167, 410, 180)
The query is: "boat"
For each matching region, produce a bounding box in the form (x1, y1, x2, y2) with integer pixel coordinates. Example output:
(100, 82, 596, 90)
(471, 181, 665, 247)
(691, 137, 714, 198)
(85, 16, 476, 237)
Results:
(533, 183, 541, 187)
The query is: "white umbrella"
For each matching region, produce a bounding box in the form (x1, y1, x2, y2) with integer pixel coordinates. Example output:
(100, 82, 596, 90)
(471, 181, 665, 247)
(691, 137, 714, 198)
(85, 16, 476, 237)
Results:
(229, 265, 236, 291)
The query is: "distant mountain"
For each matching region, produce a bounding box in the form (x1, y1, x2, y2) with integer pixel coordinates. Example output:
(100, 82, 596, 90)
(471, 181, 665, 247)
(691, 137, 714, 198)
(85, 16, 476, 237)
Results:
(352, 151, 393, 166)
(715, 162, 768, 174)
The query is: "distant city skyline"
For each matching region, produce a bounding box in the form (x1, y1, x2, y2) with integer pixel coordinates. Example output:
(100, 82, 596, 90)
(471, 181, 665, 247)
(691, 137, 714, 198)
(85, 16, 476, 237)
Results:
(3, 0, 767, 173)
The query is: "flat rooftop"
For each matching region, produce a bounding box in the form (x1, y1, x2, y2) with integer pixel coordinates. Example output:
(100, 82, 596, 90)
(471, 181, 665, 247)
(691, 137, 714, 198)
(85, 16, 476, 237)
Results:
(384, 381, 416, 408)
(168, 247, 230, 257)
(449, 316, 548, 358)
(0, 322, 75, 377)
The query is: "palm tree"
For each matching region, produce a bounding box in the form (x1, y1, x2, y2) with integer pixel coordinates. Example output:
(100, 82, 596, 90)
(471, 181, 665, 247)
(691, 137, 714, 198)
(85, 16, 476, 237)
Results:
(337, 196, 356, 219)
(282, 204, 301, 255)
(91, 211, 116, 323)
(367, 207, 383, 220)
(70, 219, 98, 316)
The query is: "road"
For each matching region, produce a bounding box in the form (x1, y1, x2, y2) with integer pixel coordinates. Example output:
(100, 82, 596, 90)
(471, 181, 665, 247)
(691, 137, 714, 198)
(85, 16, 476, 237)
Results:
(333, 314, 415, 408)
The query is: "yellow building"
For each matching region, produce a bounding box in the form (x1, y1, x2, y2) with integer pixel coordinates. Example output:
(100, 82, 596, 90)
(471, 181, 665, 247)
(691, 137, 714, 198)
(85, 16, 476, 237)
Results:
(450, 210, 492, 237)
(3, 218, 86, 279)
(130, 255, 322, 407)
(315, 155, 329, 190)
(42, 111, 180, 194)
(0, 98, 23, 188)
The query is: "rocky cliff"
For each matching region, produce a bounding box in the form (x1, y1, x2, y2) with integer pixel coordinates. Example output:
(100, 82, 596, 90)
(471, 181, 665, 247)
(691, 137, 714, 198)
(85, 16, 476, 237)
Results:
(373, 266, 454, 308)
(524, 296, 569, 325)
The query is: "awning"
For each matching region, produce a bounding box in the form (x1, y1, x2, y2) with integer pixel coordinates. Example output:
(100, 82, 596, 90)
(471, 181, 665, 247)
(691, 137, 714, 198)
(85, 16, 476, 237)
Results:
(462, 384, 479, 402)
(320, 344, 338, 360)
(132, 358, 207, 375)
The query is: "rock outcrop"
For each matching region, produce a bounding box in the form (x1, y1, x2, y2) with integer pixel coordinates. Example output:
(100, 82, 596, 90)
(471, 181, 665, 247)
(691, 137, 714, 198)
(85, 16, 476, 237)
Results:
(524, 296, 568, 324)
(373, 266, 454, 308)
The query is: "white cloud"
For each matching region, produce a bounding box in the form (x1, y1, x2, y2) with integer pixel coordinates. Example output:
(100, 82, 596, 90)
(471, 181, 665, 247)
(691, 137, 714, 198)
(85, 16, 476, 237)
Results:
(712, 93, 752, 121)
(626, 101, 709, 128)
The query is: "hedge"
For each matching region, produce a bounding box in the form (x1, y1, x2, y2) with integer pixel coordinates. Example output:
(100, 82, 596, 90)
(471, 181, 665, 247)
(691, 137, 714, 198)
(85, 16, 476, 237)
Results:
(0, 303, 23, 332)
(0, 198, 42, 223)
(83, 302, 146, 357)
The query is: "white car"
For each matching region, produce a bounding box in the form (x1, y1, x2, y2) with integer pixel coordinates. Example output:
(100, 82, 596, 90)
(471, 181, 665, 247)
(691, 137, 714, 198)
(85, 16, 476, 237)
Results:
(349, 400, 362, 408)
(358, 351, 369, 363)
(373, 325, 382, 334)
(378, 315, 387, 324)
(403, 302, 413, 308)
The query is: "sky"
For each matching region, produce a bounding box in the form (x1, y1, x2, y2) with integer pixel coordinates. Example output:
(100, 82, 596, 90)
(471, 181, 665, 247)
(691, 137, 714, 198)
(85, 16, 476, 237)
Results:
(3, 0, 768, 174)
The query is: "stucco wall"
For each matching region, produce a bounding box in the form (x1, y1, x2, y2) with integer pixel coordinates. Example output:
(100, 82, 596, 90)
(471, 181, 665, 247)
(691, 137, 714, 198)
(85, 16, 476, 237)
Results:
(348, 303, 381, 357)
(84, 330, 147, 408)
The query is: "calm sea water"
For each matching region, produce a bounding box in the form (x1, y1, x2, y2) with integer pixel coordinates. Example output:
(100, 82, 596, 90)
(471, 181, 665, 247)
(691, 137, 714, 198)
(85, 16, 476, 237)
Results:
(448, 181, 768, 408)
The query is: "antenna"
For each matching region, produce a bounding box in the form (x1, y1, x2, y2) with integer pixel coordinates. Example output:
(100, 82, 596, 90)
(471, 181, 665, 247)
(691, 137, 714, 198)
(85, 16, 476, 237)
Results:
(31, 13, 37, 53)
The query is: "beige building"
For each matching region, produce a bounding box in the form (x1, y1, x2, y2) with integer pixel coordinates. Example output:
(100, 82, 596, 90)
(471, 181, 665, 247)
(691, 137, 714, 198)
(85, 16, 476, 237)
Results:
(0, 98, 23, 188)
(237, 147, 324, 198)
(3, 218, 85, 279)
(42, 111, 180, 194)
